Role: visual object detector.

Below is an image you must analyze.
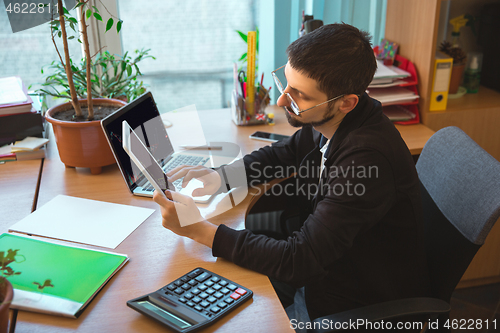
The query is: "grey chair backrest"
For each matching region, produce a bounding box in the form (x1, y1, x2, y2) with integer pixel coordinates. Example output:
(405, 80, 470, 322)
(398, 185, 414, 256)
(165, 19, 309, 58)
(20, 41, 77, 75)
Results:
(416, 126, 500, 302)
(416, 126, 500, 245)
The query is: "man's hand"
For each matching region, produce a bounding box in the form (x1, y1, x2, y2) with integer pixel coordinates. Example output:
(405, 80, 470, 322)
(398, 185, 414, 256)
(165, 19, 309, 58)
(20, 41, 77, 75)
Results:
(153, 190, 217, 248)
(167, 165, 221, 197)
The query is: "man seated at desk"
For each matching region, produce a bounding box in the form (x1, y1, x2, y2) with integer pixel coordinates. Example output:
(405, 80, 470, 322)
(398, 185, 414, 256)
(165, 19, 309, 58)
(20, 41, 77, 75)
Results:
(153, 23, 431, 324)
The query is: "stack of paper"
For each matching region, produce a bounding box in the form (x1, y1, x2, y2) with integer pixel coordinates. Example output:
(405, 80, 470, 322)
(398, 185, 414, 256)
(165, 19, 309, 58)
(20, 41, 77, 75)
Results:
(0, 137, 49, 162)
(0, 76, 33, 115)
(382, 105, 417, 121)
(370, 60, 411, 87)
(367, 86, 418, 105)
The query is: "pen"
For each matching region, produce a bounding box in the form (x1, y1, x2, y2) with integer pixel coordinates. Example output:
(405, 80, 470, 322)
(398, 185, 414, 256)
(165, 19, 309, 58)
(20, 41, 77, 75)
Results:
(179, 145, 223, 150)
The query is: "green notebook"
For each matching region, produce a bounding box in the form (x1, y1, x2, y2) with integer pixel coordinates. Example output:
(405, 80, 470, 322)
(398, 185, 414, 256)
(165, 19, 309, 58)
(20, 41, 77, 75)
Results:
(0, 233, 128, 318)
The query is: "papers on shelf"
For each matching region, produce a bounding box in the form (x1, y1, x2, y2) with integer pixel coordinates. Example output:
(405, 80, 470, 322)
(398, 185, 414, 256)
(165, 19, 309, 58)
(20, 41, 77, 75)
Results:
(9, 195, 155, 249)
(371, 60, 411, 85)
(367, 86, 419, 105)
(383, 105, 417, 121)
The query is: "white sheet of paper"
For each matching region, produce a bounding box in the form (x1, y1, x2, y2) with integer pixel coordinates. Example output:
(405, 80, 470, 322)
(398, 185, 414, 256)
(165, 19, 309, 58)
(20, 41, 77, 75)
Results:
(9, 195, 155, 249)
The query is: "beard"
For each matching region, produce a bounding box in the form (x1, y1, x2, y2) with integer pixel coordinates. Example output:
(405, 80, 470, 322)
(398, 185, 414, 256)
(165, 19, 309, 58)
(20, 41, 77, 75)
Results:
(284, 105, 339, 127)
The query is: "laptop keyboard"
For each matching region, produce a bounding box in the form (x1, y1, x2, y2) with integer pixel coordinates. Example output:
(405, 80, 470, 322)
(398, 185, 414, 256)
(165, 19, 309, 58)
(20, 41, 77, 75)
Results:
(139, 155, 209, 193)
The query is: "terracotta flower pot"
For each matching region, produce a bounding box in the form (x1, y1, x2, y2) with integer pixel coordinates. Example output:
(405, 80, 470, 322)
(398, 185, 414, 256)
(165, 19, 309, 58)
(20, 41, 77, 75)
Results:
(45, 99, 127, 175)
(0, 278, 14, 333)
(449, 63, 466, 94)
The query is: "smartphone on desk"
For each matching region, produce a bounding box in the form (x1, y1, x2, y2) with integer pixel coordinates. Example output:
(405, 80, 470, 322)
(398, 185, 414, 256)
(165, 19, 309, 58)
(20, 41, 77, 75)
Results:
(249, 131, 290, 143)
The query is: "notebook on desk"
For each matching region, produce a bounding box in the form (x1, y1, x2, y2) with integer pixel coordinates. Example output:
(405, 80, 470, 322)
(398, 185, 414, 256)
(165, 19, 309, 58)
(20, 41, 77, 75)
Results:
(101, 92, 235, 203)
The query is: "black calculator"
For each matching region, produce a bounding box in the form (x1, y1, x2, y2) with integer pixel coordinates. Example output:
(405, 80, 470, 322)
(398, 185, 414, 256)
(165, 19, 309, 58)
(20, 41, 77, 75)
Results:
(127, 267, 253, 332)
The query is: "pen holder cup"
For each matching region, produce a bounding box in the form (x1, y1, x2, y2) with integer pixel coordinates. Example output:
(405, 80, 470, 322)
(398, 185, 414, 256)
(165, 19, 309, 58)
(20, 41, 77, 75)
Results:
(231, 89, 270, 126)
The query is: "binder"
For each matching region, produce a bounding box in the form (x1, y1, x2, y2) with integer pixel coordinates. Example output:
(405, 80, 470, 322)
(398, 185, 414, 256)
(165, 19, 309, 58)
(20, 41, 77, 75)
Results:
(0, 233, 128, 318)
(430, 52, 453, 111)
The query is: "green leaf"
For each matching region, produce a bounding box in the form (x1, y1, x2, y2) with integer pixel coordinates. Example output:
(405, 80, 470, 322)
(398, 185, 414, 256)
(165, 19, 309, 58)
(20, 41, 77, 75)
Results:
(86, 9, 91, 19)
(68, 17, 78, 24)
(78, 39, 82, 43)
(68, 36, 75, 40)
(93, 13, 102, 21)
(75, 2, 85, 9)
(116, 20, 122, 33)
(105, 18, 113, 32)
(58, 31, 62, 38)
(92, 5, 99, 13)
(126, 65, 132, 76)
(238, 52, 247, 61)
(69, 22, 75, 32)
(63, 7, 69, 14)
(236, 30, 247, 43)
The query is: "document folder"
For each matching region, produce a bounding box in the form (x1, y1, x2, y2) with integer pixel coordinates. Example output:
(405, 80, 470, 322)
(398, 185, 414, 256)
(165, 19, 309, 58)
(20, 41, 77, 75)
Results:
(430, 52, 453, 111)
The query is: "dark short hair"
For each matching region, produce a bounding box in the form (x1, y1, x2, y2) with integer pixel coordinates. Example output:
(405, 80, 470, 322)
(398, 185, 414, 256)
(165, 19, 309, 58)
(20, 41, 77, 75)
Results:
(286, 23, 377, 98)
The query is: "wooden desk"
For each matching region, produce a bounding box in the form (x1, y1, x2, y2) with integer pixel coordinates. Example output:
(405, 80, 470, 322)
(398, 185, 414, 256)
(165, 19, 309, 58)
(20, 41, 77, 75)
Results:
(2, 106, 434, 332)
(0, 159, 42, 225)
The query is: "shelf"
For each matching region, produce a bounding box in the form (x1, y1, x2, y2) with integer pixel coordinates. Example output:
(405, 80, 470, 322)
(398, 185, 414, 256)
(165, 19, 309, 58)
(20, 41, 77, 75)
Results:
(436, 86, 500, 113)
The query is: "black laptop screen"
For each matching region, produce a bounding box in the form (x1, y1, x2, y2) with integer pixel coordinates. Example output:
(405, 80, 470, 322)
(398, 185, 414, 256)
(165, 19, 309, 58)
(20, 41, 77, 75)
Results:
(102, 92, 174, 188)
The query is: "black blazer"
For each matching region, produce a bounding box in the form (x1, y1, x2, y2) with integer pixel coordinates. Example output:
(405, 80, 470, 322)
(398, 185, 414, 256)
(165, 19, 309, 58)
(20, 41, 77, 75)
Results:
(213, 94, 431, 320)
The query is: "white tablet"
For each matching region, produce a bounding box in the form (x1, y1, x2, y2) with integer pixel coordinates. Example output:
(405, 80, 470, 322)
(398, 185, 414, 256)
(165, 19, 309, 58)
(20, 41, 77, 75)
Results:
(122, 120, 170, 195)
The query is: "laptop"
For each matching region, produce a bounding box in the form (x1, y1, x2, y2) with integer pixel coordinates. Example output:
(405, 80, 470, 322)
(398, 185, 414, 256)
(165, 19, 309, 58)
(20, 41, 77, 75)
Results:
(101, 92, 232, 203)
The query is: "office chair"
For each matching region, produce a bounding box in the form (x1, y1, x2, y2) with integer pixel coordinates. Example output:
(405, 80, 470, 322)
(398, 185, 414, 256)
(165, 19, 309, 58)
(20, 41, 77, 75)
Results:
(309, 126, 500, 332)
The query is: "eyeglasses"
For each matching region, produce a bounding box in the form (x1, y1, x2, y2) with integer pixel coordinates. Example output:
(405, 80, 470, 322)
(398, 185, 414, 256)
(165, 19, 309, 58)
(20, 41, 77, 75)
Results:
(271, 64, 344, 115)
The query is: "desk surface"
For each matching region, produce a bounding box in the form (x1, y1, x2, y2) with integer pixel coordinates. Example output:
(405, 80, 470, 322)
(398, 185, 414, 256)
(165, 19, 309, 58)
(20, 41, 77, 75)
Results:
(1, 105, 434, 332)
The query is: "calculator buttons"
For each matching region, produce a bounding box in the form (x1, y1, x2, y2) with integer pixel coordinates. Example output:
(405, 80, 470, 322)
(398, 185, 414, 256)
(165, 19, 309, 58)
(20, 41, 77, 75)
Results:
(174, 288, 183, 295)
(211, 277, 220, 283)
(174, 280, 183, 286)
(184, 293, 193, 300)
(210, 306, 221, 314)
(218, 302, 228, 309)
(187, 301, 195, 307)
(179, 298, 187, 303)
(219, 280, 228, 287)
(195, 272, 211, 282)
(227, 284, 237, 291)
(194, 305, 203, 312)
(213, 284, 222, 291)
(235, 288, 247, 296)
(220, 288, 230, 294)
(230, 292, 241, 300)
(188, 269, 202, 278)
(199, 285, 208, 291)
(214, 292, 223, 299)
(206, 288, 215, 295)
(207, 296, 217, 303)
(200, 301, 210, 308)
(225, 297, 235, 304)
(199, 292, 209, 299)
(191, 288, 201, 295)
(205, 281, 215, 287)
(181, 283, 191, 290)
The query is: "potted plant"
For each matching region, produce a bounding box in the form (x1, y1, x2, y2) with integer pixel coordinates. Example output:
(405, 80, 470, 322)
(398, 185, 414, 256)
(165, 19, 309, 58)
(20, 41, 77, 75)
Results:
(0, 249, 22, 333)
(439, 41, 467, 94)
(41, 0, 133, 174)
(37, 48, 154, 103)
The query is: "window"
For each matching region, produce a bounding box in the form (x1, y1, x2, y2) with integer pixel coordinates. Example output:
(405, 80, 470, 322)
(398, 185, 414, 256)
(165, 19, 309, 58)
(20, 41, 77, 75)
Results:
(115, 0, 257, 112)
